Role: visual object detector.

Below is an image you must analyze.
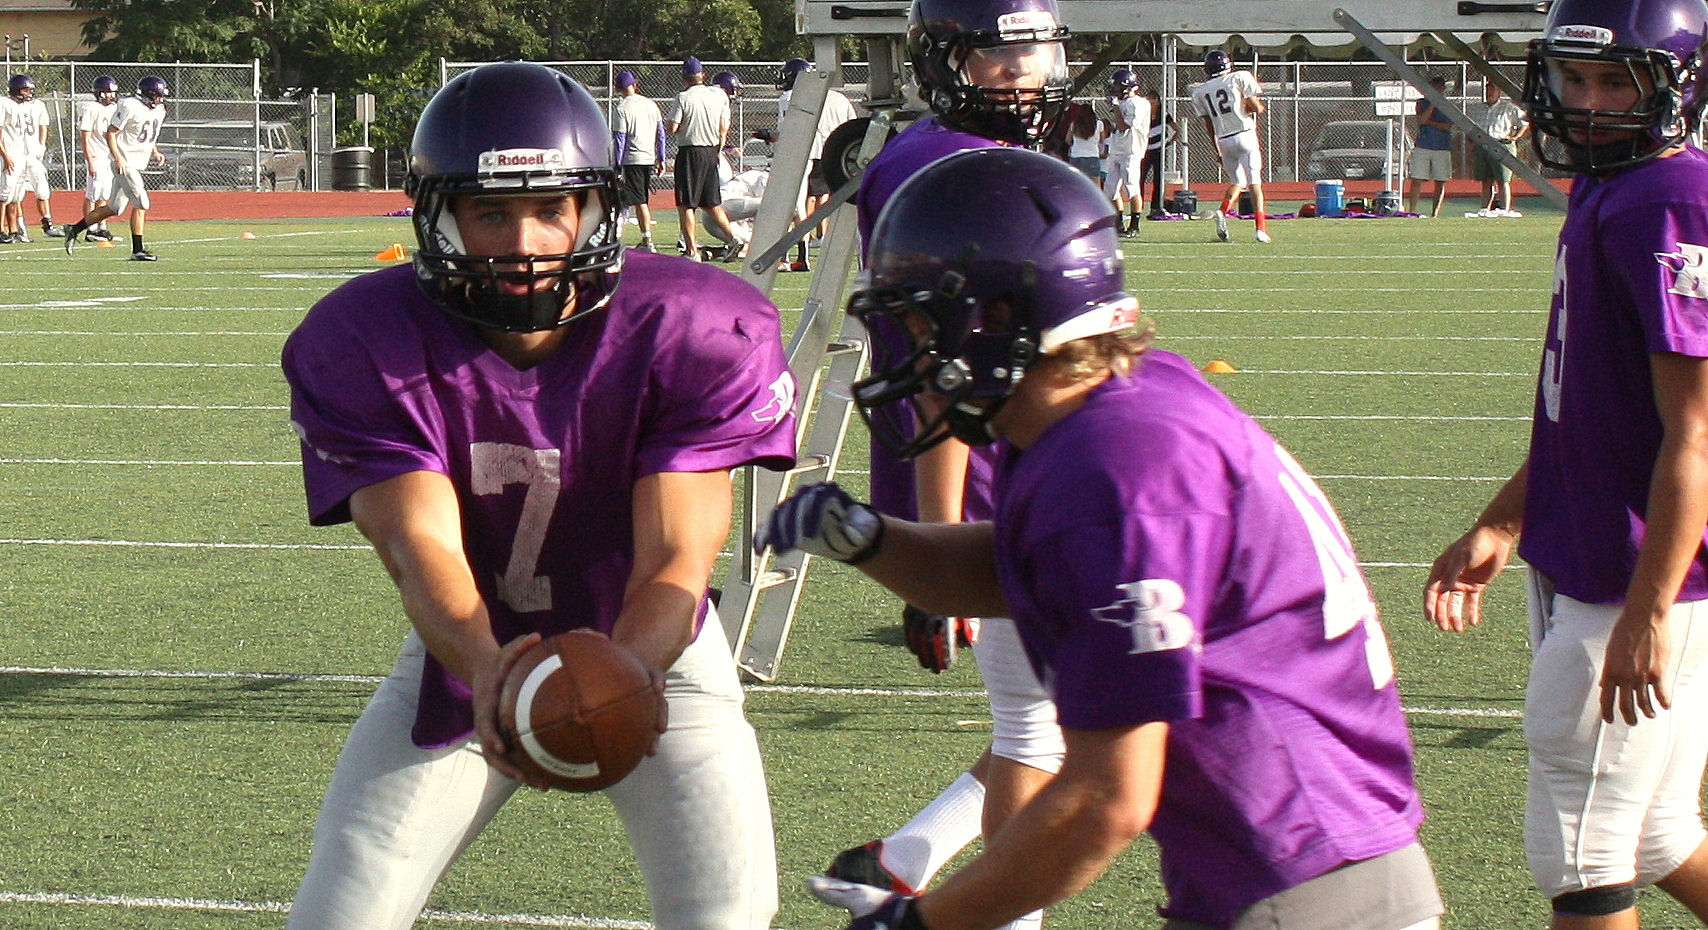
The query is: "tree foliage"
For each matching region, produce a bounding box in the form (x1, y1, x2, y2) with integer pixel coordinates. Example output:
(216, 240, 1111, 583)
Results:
(71, 0, 811, 147)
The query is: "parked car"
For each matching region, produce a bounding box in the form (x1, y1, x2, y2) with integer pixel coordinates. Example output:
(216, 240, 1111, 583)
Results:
(1302, 120, 1403, 182)
(167, 121, 310, 191)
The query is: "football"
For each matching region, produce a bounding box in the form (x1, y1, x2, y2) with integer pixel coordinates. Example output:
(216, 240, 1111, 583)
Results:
(498, 629, 660, 792)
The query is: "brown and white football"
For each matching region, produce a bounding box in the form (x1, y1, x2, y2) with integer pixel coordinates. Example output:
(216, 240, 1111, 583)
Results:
(498, 629, 659, 792)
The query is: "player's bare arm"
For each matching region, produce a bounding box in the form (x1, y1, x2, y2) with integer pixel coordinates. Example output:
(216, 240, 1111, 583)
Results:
(913, 722, 1167, 930)
(105, 126, 127, 174)
(1243, 96, 1265, 116)
(612, 470, 732, 711)
(1425, 458, 1528, 632)
(1599, 352, 1708, 724)
(347, 469, 543, 784)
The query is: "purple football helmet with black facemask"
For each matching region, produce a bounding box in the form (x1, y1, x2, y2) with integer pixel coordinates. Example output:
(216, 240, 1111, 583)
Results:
(1523, 0, 1708, 174)
(8, 74, 34, 101)
(850, 148, 1138, 457)
(712, 70, 742, 97)
(1108, 67, 1138, 98)
(407, 62, 623, 333)
(906, 0, 1072, 145)
(1204, 50, 1232, 77)
(777, 57, 814, 90)
(92, 75, 120, 104)
(137, 75, 169, 108)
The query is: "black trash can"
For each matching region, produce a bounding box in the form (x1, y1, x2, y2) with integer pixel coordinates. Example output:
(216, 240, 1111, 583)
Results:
(331, 147, 374, 191)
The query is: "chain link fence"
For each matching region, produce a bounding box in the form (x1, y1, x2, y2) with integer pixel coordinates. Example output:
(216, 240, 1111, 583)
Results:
(5, 60, 337, 191)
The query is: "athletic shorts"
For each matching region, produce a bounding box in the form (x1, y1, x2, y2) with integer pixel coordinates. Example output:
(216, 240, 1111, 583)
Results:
(108, 168, 151, 215)
(86, 165, 115, 203)
(1408, 147, 1453, 182)
(1102, 151, 1143, 200)
(1214, 129, 1263, 188)
(807, 159, 830, 198)
(674, 145, 722, 209)
(0, 165, 21, 203)
(1472, 142, 1516, 183)
(17, 155, 49, 201)
(1522, 570, 1708, 897)
(618, 164, 653, 208)
(1160, 843, 1443, 930)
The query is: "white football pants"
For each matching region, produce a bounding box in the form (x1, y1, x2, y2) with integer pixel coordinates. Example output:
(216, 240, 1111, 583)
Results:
(287, 613, 778, 930)
(974, 616, 1063, 773)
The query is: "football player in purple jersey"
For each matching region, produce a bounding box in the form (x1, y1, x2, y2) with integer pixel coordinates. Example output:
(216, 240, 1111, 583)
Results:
(1424, 0, 1708, 926)
(764, 147, 1442, 930)
(280, 62, 794, 930)
(828, 0, 1075, 919)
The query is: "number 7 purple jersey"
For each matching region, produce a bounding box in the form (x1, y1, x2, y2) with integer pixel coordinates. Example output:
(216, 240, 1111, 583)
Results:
(993, 350, 1422, 928)
(282, 256, 797, 747)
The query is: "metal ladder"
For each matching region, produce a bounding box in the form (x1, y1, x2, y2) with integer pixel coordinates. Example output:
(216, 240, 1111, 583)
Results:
(717, 38, 905, 681)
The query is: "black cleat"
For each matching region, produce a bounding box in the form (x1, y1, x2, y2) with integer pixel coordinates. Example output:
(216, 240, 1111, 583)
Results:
(130, 249, 159, 262)
(824, 841, 915, 895)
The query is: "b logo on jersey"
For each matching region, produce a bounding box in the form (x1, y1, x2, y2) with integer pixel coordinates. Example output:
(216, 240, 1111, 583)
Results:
(1092, 579, 1197, 655)
(1657, 243, 1708, 300)
(751, 371, 796, 424)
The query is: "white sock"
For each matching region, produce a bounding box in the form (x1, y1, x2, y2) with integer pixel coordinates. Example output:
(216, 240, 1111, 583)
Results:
(881, 771, 985, 889)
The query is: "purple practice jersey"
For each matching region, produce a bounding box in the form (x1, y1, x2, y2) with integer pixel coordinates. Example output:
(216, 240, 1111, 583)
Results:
(1520, 145, 1708, 604)
(282, 254, 797, 747)
(993, 350, 1422, 928)
(857, 115, 1006, 521)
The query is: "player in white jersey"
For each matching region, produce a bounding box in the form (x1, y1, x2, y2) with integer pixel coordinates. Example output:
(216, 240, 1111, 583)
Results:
(1101, 68, 1150, 238)
(3, 76, 60, 242)
(76, 76, 121, 243)
(1190, 50, 1271, 243)
(0, 88, 20, 244)
(64, 76, 169, 261)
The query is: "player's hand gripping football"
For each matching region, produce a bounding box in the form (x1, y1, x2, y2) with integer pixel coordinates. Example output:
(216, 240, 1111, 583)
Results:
(754, 482, 884, 564)
(903, 605, 978, 673)
(471, 631, 556, 789)
(807, 874, 926, 930)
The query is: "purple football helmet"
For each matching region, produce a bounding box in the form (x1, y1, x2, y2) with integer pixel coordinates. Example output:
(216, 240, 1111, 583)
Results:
(1204, 50, 1232, 77)
(906, 0, 1072, 145)
(137, 75, 169, 108)
(850, 148, 1138, 456)
(712, 70, 742, 97)
(777, 57, 815, 90)
(1108, 67, 1138, 98)
(8, 74, 35, 101)
(92, 75, 120, 104)
(1523, 0, 1708, 174)
(407, 61, 623, 333)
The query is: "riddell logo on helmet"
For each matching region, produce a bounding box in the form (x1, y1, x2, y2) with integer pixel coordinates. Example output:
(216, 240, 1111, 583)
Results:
(478, 148, 567, 172)
(996, 9, 1058, 39)
(1550, 24, 1614, 46)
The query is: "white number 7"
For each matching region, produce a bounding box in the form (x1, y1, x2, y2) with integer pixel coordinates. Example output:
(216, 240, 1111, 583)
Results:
(1274, 445, 1395, 689)
(470, 442, 561, 613)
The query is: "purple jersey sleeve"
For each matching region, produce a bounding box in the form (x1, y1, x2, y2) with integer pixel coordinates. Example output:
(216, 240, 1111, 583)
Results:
(1520, 145, 1708, 603)
(995, 351, 1423, 927)
(282, 256, 796, 747)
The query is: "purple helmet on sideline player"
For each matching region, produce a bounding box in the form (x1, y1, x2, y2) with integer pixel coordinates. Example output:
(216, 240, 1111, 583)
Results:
(1108, 67, 1138, 98)
(8, 74, 35, 101)
(849, 148, 1138, 457)
(1522, 0, 1708, 174)
(137, 75, 169, 108)
(906, 0, 1072, 145)
(777, 57, 814, 90)
(92, 75, 120, 104)
(406, 62, 623, 332)
(712, 70, 742, 97)
(1204, 50, 1232, 77)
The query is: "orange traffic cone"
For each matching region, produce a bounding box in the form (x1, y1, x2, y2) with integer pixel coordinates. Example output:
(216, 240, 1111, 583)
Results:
(1202, 359, 1237, 374)
(240, 232, 257, 240)
(375, 243, 407, 261)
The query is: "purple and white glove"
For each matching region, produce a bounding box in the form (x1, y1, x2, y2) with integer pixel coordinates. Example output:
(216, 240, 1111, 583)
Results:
(754, 481, 884, 564)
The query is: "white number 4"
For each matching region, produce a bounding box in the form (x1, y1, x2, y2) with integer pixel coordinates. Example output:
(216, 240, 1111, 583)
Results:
(1274, 445, 1395, 689)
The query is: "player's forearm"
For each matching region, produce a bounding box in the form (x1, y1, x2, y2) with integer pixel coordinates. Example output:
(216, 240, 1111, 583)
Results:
(1472, 457, 1528, 539)
(382, 533, 501, 685)
(857, 518, 1007, 618)
(614, 471, 732, 672)
(1621, 428, 1708, 620)
(915, 438, 970, 524)
(915, 724, 1164, 930)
